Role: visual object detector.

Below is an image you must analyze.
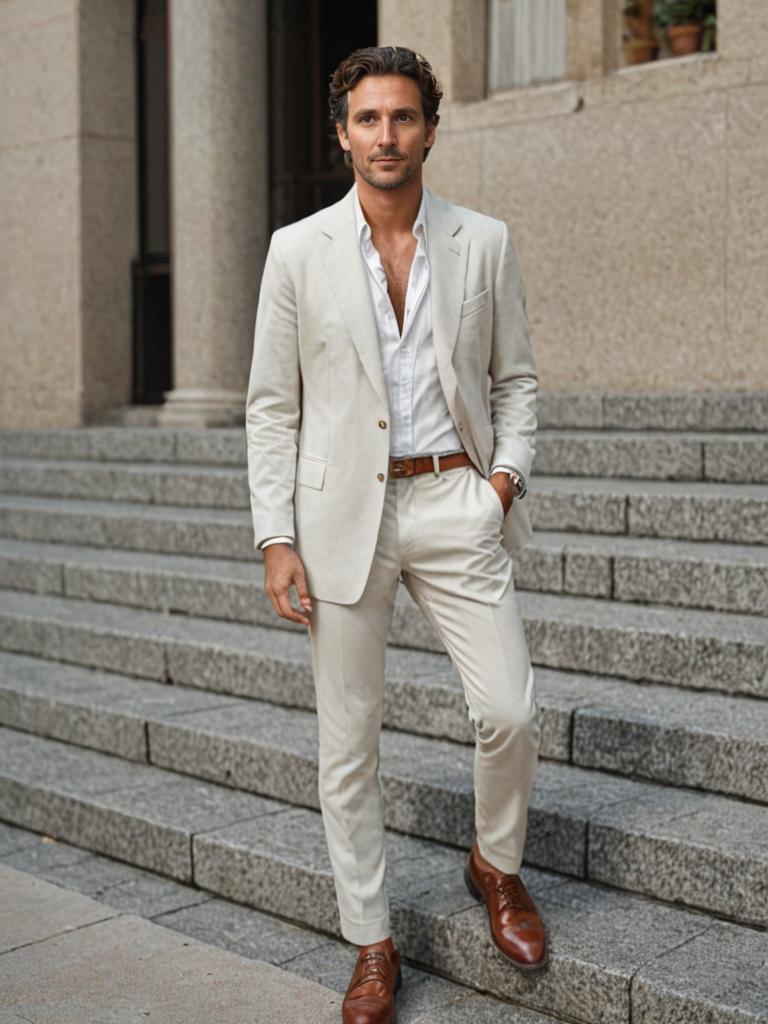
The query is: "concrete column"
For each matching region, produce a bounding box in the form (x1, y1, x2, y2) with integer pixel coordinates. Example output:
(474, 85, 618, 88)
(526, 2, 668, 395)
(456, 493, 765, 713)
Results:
(0, 0, 136, 428)
(565, 0, 607, 79)
(159, 0, 269, 427)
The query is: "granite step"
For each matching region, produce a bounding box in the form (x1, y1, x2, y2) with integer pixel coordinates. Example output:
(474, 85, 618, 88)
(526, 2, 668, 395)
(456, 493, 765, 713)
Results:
(532, 476, 768, 544)
(1, 457, 767, 544)
(0, 493, 254, 560)
(1, 426, 765, 482)
(2, 641, 767, 804)
(535, 430, 767, 483)
(0, 823, 567, 1024)
(0, 581, 765, 724)
(524, 530, 768, 614)
(536, 389, 768, 432)
(0, 571, 765, 698)
(1, 526, 767, 616)
(1, 653, 766, 927)
(1, 727, 766, 1024)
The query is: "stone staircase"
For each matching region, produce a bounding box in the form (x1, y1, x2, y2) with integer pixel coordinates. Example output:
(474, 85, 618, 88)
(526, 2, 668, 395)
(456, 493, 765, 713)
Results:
(0, 389, 766, 1024)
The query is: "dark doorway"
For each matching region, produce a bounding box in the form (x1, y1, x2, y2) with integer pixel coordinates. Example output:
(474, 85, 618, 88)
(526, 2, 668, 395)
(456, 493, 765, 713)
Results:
(131, 0, 172, 405)
(268, 0, 378, 230)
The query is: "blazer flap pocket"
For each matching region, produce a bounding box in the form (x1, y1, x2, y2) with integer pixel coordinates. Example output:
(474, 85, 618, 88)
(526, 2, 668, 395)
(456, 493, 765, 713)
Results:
(296, 454, 327, 490)
(460, 286, 490, 318)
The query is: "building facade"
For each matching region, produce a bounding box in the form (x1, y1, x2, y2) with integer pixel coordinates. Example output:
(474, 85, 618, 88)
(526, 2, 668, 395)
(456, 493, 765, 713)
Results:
(1, 0, 766, 428)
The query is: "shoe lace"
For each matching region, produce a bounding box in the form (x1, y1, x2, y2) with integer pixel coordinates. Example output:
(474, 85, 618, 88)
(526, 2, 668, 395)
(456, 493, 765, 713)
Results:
(494, 875, 531, 913)
(352, 950, 390, 987)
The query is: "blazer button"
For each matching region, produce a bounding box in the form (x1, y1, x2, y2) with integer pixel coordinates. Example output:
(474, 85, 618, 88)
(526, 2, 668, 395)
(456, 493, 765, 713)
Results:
(377, 472, 385, 481)
(378, 420, 387, 428)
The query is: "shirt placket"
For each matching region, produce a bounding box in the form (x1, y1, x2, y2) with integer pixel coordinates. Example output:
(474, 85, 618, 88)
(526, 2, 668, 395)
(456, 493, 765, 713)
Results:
(399, 237, 427, 454)
(361, 219, 428, 457)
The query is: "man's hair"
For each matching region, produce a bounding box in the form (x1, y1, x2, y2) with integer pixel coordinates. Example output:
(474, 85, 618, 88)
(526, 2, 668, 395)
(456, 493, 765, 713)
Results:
(328, 45, 442, 168)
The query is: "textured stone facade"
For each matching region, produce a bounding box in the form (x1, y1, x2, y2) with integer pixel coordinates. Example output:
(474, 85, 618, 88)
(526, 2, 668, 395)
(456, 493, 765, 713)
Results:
(1, 0, 766, 427)
(380, 0, 768, 391)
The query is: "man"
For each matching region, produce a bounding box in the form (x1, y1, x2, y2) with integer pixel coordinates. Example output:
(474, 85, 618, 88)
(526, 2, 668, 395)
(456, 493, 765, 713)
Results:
(245, 45, 546, 1024)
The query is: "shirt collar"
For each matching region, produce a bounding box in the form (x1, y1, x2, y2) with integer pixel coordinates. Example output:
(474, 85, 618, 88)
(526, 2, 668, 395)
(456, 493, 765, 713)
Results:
(353, 183, 427, 248)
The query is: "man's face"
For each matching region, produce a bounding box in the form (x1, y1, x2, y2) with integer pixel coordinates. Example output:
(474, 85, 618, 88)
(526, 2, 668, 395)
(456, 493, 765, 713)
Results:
(336, 74, 436, 191)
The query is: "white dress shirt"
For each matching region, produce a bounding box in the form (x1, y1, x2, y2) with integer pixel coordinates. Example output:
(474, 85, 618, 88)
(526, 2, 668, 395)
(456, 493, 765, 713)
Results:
(259, 184, 523, 549)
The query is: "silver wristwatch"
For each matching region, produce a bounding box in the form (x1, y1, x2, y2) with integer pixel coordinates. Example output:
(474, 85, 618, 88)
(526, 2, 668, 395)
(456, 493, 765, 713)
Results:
(508, 470, 527, 500)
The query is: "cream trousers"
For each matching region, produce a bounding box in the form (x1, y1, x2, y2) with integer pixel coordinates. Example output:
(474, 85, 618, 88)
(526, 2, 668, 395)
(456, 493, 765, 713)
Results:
(306, 461, 541, 945)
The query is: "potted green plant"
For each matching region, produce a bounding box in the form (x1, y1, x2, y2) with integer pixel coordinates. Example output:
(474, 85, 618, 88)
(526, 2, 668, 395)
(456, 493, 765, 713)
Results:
(654, 0, 717, 56)
(623, 0, 659, 64)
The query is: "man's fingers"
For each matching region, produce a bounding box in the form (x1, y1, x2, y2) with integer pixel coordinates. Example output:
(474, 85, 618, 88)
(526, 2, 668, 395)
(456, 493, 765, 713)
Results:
(293, 566, 313, 612)
(274, 585, 311, 625)
(263, 549, 312, 625)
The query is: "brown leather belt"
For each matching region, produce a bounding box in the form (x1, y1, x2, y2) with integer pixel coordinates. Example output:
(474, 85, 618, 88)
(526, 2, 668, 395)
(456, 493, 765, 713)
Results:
(388, 450, 472, 478)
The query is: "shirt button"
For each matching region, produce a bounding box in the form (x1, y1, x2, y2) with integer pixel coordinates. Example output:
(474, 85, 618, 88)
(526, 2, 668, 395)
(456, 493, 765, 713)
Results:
(378, 420, 387, 429)
(377, 472, 385, 481)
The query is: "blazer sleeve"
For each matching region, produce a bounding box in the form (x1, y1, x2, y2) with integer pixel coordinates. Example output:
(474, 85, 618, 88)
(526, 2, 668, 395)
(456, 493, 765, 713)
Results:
(245, 231, 302, 550)
(488, 220, 538, 481)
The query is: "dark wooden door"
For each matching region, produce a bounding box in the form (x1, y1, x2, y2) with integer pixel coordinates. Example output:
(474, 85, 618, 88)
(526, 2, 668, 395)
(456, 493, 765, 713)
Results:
(132, 0, 172, 405)
(268, 0, 378, 229)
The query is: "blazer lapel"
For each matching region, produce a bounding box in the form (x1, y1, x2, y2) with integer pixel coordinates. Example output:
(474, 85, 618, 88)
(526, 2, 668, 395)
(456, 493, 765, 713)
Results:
(423, 188, 484, 469)
(317, 184, 479, 467)
(319, 186, 389, 410)
(424, 186, 468, 367)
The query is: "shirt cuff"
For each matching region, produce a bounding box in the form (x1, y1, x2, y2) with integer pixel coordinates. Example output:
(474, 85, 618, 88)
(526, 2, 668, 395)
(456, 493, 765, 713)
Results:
(490, 464, 524, 479)
(259, 535, 294, 549)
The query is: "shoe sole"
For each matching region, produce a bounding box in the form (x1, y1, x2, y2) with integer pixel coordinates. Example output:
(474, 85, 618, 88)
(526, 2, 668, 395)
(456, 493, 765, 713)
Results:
(463, 861, 550, 971)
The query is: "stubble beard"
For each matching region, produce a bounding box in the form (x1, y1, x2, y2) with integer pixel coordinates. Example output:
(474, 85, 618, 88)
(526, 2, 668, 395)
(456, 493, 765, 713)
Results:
(354, 152, 416, 191)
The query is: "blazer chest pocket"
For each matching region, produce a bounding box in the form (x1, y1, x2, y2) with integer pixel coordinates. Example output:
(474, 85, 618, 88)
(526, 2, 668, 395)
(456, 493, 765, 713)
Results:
(460, 286, 490, 319)
(296, 453, 327, 490)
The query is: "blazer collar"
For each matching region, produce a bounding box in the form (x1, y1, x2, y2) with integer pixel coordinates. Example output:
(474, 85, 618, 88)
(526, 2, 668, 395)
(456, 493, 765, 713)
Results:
(320, 181, 460, 244)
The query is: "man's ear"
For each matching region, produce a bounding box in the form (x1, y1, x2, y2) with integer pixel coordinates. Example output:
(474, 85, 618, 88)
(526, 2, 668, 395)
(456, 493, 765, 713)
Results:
(335, 121, 351, 154)
(425, 119, 437, 150)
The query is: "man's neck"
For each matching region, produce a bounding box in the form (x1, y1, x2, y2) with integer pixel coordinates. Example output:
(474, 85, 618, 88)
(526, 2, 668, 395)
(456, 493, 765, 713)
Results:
(355, 174, 423, 238)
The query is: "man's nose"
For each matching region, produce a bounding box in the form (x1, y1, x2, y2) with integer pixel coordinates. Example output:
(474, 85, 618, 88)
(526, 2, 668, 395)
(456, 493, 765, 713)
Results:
(378, 117, 396, 147)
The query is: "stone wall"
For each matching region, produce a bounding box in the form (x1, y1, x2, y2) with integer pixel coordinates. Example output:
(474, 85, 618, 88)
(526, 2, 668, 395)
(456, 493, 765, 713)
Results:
(380, 0, 768, 391)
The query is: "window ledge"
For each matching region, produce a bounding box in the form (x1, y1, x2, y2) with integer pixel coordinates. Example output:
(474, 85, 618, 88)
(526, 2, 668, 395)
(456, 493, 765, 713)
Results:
(441, 51, 762, 132)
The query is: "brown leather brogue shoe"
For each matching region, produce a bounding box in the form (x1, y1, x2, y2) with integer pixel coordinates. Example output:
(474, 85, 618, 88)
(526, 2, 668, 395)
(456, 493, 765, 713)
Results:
(341, 935, 402, 1024)
(464, 842, 548, 970)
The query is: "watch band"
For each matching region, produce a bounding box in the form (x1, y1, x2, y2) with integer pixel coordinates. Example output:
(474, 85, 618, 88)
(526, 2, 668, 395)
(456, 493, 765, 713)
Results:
(508, 470, 527, 500)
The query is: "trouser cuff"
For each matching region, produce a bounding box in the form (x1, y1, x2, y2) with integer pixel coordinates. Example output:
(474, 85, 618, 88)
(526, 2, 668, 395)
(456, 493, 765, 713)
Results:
(339, 911, 392, 946)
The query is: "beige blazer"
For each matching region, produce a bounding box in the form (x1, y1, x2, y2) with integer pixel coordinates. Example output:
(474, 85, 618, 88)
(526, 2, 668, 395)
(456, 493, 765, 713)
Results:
(245, 183, 538, 604)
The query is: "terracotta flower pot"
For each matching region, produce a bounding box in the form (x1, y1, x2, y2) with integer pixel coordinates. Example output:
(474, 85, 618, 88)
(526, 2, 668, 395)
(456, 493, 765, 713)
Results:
(627, 38, 659, 64)
(667, 23, 704, 55)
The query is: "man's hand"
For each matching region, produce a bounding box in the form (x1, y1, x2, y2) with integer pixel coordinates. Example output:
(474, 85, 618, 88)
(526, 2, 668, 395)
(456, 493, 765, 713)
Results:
(262, 543, 313, 626)
(489, 471, 515, 517)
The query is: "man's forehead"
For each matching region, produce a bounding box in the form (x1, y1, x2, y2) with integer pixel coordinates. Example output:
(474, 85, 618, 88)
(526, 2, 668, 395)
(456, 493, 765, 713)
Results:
(348, 74, 421, 109)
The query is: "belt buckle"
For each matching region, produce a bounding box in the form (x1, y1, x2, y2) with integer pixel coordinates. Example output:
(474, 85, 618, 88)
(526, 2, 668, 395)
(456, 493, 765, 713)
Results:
(390, 458, 413, 478)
